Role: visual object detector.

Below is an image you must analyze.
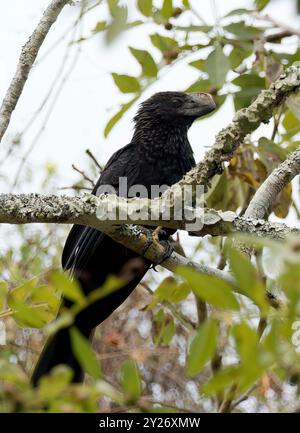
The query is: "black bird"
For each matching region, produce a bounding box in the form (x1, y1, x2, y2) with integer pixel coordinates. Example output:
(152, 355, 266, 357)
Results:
(31, 91, 216, 385)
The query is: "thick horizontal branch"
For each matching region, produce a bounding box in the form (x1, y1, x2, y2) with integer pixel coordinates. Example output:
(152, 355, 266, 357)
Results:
(0, 0, 71, 143)
(0, 193, 298, 241)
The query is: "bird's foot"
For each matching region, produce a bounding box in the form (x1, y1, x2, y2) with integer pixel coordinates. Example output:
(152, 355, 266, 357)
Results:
(150, 239, 174, 270)
(141, 227, 174, 270)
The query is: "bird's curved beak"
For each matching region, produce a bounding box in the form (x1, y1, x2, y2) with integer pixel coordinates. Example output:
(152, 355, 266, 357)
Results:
(191, 92, 217, 116)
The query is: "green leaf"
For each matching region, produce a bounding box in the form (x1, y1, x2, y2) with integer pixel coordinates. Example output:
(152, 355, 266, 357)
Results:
(7, 278, 58, 328)
(129, 47, 158, 77)
(106, 4, 128, 44)
(31, 284, 59, 311)
(228, 248, 269, 312)
(177, 267, 240, 310)
(37, 365, 73, 399)
(232, 73, 265, 110)
(137, 0, 152, 16)
(287, 94, 300, 120)
(189, 59, 204, 70)
(8, 277, 37, 304)
(232, 322, 266, 390)
(70, 327, 101, 380)
(229, 46, 252, 69)
(92, 21, 107, 33)
(174, 25, 212, 32)
(0, 281, 7, 311)
(104, 96, 139, 137)
(186, 319, 218, 377)
(125, 20, 144, 30)
(147, 276, 190, 309)
(10, 300, 49, 328)
(150, 33, 178, 52)
(225, 8, 254, 16)
(224, 22, 263, 39)
(202, 365, 241, 395)
(282, 110, 300, 139)
(204, 45, 229, 88)
(161, 317, 175, 345)
(233, 73, 265, 88)
(50, 271, 85, 305)
(182, 0, 190, 9)
(153, 309, 176, 345)
(257, 137, 286, 173)
(108, 0, 122, 17)
(255, 0, 270, 11)
(112, 73, 141, 93)
(233, 322, 259, 366)
(120, 359, 141, 401)
(162, 0, 173, 20)
(186, 79, 211, 93)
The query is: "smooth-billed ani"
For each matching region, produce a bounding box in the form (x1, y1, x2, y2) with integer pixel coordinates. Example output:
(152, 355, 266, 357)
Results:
(31, 91, 216, 385)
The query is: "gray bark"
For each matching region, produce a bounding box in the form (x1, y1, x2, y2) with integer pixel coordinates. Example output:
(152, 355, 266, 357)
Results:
(245, 147, 300, 219)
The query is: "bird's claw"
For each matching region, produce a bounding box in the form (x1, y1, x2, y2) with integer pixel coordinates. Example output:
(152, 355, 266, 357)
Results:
(141, 226, 174, 269)
(150, 239, 174, 270)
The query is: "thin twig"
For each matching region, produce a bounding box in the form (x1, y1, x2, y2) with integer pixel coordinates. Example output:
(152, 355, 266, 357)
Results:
(0, 0, 71, 143)
(231, 384, 258, 410)
(71, 164, 95, 186)
(86, 148, 103, 171)
(12, 31, 82, 188)
(36, 0, 103, 65)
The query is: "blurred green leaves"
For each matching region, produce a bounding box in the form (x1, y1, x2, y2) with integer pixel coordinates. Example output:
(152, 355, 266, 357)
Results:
(177, 266, 239, 311)
(112, 73, 141, 93)
(49, 271, 84, 305)
(147, 276, 190, 309)
(186, 319, 218, 377)
(120, 359, 141, 402)
(232, 74, 265, 110)
(161, 0, 173, 20)
(153, 308, 176, 345)
(6, 277, 59, 328)
(224, 22, 263, 40)
(129, 47, 158, 77)
(228, 248, 269, 313)
(70, 327, 102, 380)
(104, 96, 139, 137)
(137, 0, 152, 17)
(204, 45, 230, 88)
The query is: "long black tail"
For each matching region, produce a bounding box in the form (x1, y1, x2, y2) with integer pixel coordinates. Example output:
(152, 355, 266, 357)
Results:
(31, 325, 90, 386)
(31, 227, 150, 385)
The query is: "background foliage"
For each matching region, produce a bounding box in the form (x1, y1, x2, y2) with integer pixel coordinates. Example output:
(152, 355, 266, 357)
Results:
(1, 0, 300, 413)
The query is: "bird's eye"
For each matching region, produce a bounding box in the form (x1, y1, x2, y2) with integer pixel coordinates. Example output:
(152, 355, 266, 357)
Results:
(172, 98, 181, 107)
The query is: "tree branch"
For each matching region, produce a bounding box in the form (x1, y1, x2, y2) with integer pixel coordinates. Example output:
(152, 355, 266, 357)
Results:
(245, 147, 300, 219)
(176, 66, 300, 190)
(0, 0, 71, 143)
(0, 193, 298, 240)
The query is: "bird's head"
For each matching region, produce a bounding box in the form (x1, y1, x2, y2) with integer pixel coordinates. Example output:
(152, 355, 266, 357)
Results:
(134, 91, 216, 128)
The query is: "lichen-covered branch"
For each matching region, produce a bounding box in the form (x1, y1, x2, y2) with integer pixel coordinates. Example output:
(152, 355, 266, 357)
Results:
(0, 193, 298, 240)
(2, 192, 290, 307)
(177, 66, 300, 190)
(245, 147, 300, 219)
(0, 0, 71, 143)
